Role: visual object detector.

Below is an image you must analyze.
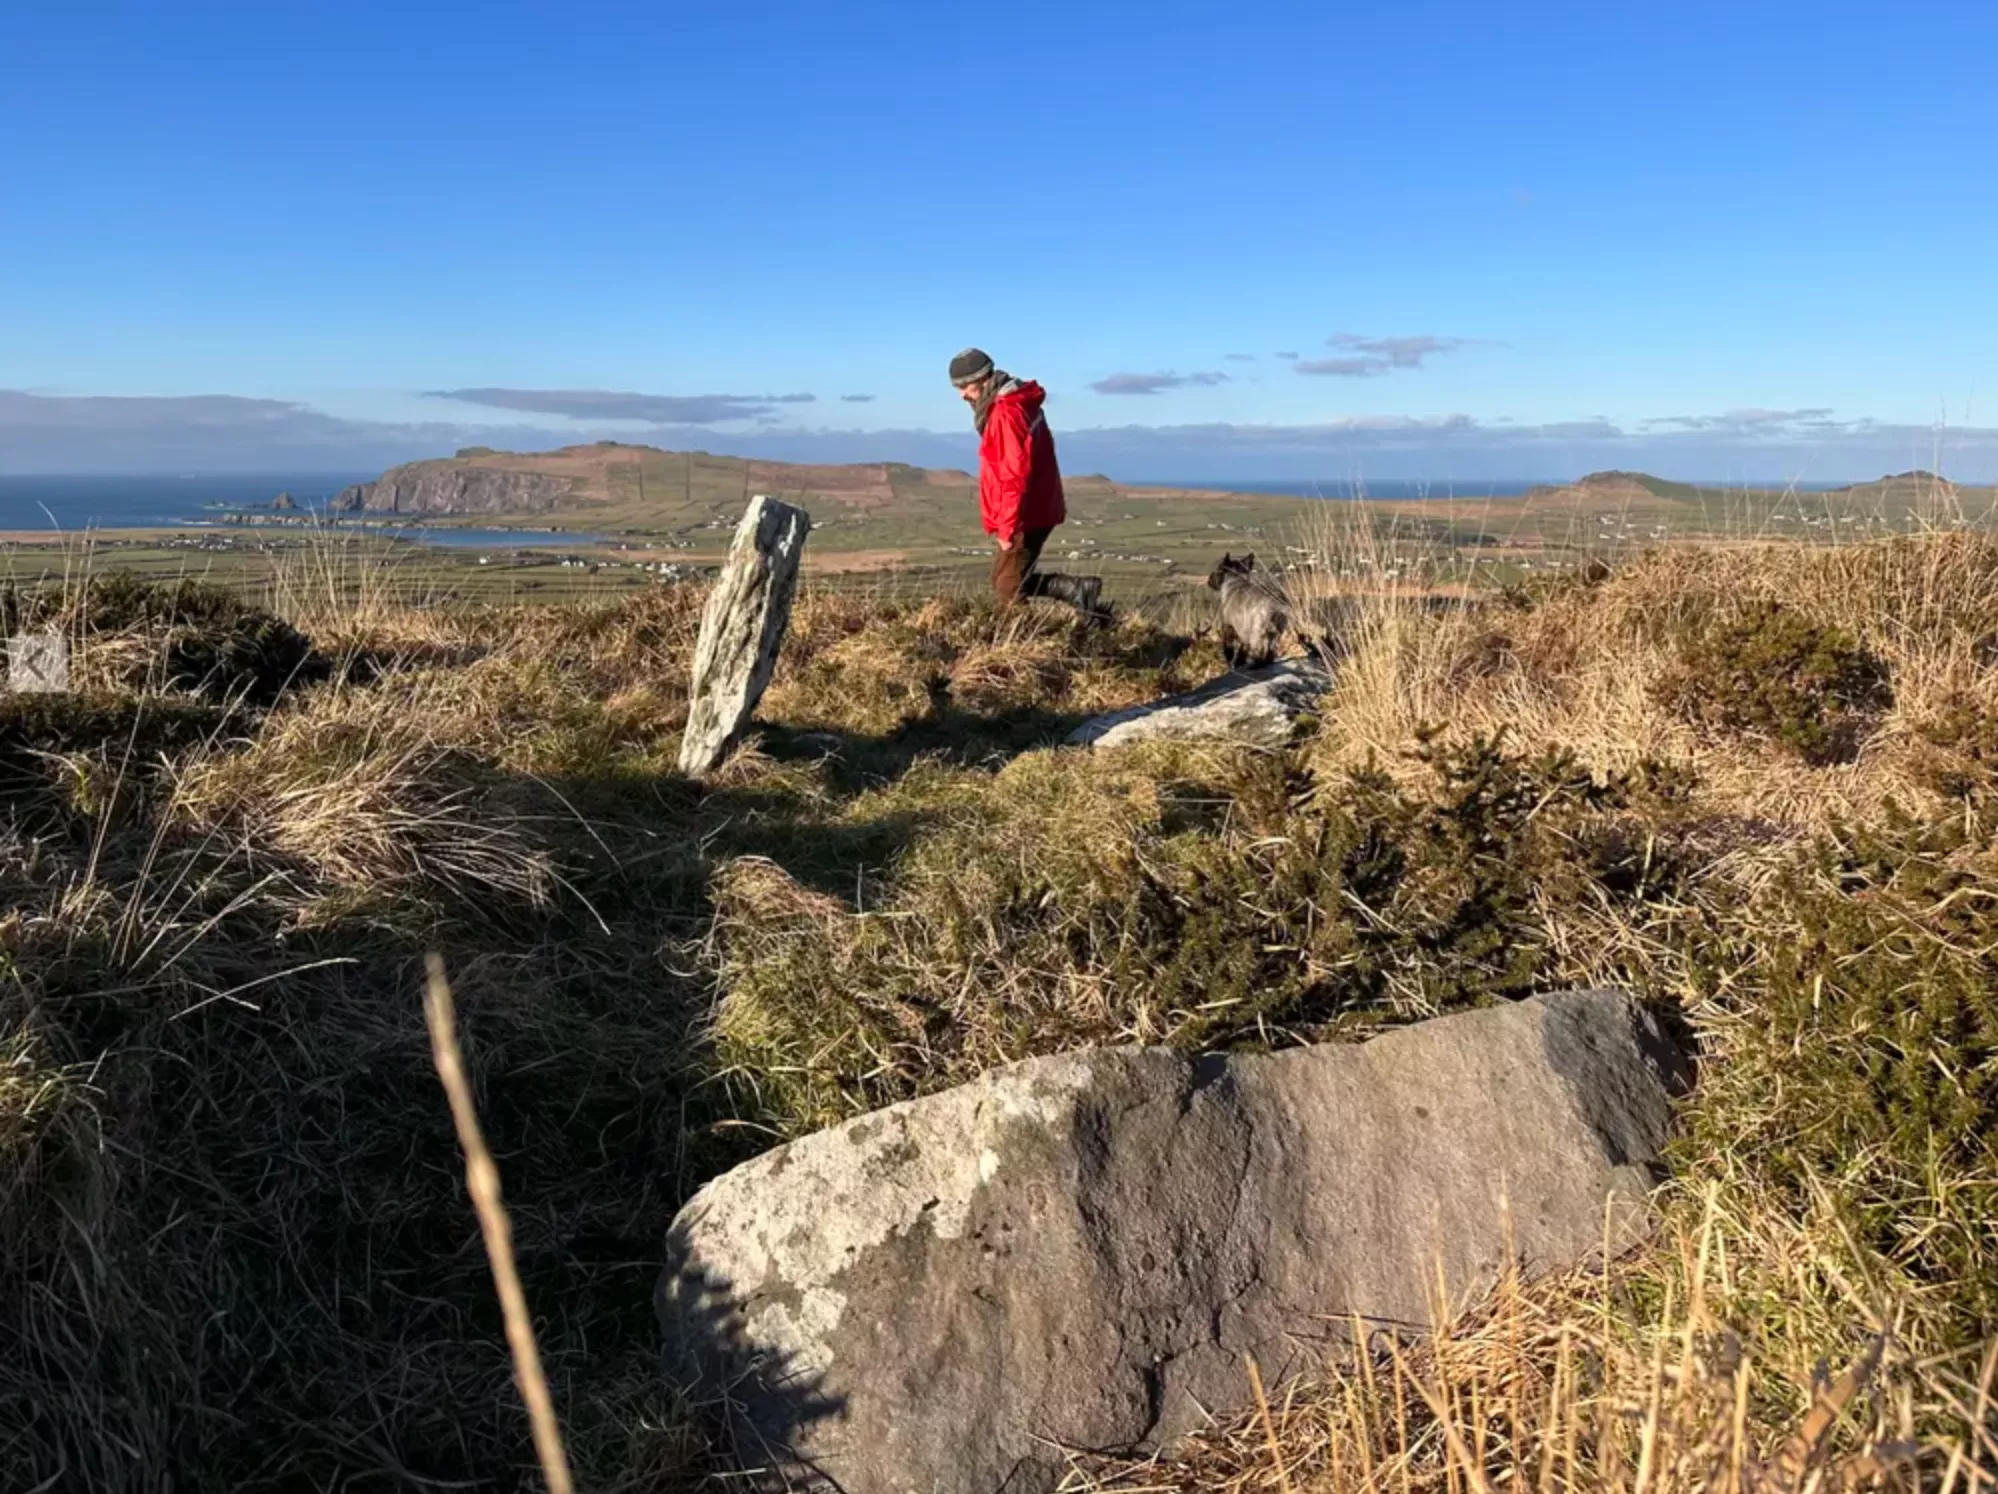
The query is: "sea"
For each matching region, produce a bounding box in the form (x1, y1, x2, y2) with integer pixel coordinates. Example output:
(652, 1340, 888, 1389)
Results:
(0, 472, 1851, 545)
(1168, 479, 1549, 499)
(0, 474, 611, 548)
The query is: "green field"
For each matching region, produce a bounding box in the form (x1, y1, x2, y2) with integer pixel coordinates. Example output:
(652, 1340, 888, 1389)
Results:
(7, 455, 1995, 618)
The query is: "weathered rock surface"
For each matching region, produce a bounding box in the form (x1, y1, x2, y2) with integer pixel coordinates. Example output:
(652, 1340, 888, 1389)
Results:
(331, 462, 578, 515)
(1067, 659, 1329, 749)
(678, 495, 811, 775)
(659, 989, 1689, 1494)
(6, 631, 68, 694)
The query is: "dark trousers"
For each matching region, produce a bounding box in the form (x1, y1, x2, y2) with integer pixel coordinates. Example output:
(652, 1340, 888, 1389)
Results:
(990, 526, 1055, 605)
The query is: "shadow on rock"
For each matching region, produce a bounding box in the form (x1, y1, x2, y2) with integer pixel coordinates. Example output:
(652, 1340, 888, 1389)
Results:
(658, 1221, 848, 1490)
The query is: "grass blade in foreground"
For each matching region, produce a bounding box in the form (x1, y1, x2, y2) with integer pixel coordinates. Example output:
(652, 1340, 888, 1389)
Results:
(423, 952, 577, 1494)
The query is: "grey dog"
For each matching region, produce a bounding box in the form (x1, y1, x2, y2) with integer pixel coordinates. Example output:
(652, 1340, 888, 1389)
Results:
(1206, 552, 1294, 668)
(1206, 552, 1350, 670)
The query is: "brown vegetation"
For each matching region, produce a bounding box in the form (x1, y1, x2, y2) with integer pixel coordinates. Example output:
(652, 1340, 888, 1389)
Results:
(2, 525, 1996, 1490)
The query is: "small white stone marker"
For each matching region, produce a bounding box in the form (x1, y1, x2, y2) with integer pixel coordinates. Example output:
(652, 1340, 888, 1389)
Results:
(678, 495, 812, 776)
(7, 631, 69, 693)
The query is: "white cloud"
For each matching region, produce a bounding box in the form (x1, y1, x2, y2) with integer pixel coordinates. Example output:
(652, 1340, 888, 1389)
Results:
(1295, 334, 1484, 377)
(3, 390, 1993, 482)
(1089, 370, 1232, 395)
(428, 388, 816, 422)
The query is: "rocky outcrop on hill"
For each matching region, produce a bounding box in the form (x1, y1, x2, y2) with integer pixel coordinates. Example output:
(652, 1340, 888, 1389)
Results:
(1834, 469, 1956, 495)
(659, 989, 1689, 1494)
(330, 462, 579, 516)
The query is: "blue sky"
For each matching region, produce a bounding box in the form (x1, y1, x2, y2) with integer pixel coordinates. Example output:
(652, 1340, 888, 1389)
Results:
(3, 0, 1995, 480)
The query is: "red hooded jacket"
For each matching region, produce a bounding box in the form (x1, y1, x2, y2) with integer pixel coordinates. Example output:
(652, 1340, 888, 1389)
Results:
(978, 381, 1067, 539)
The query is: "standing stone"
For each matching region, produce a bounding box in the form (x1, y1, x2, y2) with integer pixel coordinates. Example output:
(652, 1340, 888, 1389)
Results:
(678, 496, 811, 775)
(659, 989, 1689, 1494)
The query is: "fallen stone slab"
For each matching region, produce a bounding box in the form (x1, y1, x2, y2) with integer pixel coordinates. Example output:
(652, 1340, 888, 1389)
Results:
(659, 989, 1689, 1494)
(1066, 658, 1329, 749)
(678, 495, 811, 776)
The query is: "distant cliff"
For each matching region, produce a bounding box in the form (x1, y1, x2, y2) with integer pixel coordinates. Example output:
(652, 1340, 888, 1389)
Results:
(332, 461, 581, 516)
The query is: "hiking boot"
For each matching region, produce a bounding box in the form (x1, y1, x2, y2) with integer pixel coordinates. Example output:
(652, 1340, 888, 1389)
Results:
(1031, 572, 1105, 619)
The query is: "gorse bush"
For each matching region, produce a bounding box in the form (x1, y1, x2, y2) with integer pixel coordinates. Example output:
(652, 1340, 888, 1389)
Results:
(1911, 690, 1998, 805)
(714, 730, 1707, 1128)
(1654, 598, 1893, 765)
(1692, 808, 1998, 1344)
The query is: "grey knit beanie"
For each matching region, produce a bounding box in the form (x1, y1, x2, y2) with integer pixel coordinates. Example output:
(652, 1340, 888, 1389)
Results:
(948, 347, 995, 387)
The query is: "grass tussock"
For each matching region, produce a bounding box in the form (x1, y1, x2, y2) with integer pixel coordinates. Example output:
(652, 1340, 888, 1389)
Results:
(3, 571, 327, 703)
(170, 688, 561, 920)
(2, 541, 1996, 1490)
(1314, 530, 1998, 830)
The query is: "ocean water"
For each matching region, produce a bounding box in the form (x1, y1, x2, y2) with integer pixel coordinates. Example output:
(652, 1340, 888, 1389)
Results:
(2, 473, 1573, 532)
(1, 471, 1853, 543)
(0, 474, 369, 531)
(0, 475, 608, 547)
(1172, 479, 1548, 500)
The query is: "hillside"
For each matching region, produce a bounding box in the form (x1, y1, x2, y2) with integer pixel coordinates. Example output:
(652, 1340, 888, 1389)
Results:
(316, 442, 1331, 598)
(332, 447, 1998, 556)
(1831, 468, 1960, 501)
(4, 534, 1996, 1487)
(329, 440, 1260, 532)
(330, 442, 981, 520)
(9, 452, 1996, 615)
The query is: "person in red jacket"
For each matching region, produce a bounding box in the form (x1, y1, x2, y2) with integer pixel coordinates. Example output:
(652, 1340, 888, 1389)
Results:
(949, 347, 1103, 617)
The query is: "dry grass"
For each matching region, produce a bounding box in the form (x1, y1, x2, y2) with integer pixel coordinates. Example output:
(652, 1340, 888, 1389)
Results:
(169, 685, 560, 918)
(1073, 1192, 1998, 1494)
(3, 531, 1997, 1490)
(1299, 515, 1998, 832)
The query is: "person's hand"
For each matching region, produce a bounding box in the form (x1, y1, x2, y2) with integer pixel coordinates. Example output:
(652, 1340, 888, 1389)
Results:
(996, 534, 1015, 552)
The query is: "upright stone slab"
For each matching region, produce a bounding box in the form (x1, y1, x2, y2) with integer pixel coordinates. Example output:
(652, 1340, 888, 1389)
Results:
(678, 496, 811, 775)
(659, 989, 1690, 1494)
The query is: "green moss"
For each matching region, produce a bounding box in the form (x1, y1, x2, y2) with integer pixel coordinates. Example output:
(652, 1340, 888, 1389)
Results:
(1912, 694, 1998, 804)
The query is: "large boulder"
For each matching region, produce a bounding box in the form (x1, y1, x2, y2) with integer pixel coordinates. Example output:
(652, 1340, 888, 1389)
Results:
(659, 989, 1689, 1494)
(1067, 658, 1328, 749)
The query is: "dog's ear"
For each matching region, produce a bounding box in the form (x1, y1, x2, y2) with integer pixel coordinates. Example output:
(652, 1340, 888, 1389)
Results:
(1240, 551, 1256, 569)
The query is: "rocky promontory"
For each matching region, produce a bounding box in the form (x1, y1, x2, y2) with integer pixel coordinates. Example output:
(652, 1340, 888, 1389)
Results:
(331, 460, 580, 516)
